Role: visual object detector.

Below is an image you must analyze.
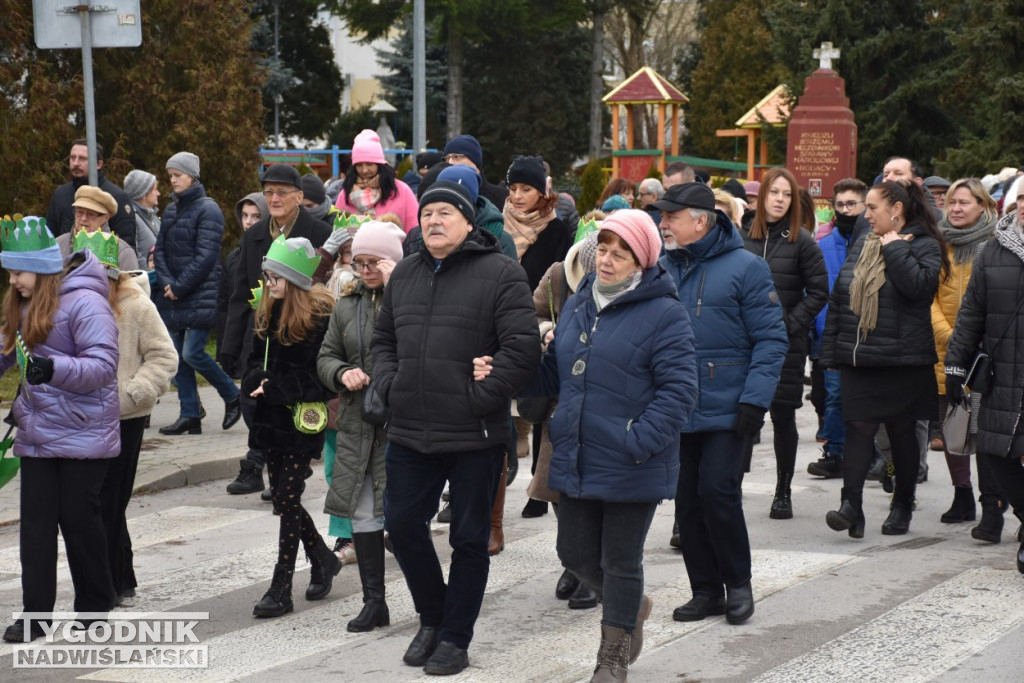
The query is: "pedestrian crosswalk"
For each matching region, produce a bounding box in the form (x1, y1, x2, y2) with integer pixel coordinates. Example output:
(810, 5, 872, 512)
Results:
(2, 496, 1022, 682)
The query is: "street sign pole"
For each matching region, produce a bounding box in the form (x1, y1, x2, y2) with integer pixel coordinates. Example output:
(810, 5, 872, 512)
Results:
(78, 4, 99, 185)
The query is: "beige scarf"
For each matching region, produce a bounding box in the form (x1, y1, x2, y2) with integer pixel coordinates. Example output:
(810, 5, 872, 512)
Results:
(849, 232, 886, 340)
(503, 201, 556, 260)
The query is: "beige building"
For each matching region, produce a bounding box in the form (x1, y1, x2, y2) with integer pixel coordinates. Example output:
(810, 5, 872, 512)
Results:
(323, 13, 394, 113)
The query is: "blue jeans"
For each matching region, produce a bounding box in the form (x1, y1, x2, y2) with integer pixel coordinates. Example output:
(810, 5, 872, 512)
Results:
(170, 328, 239, 419)
(383, 441, 504, 650)
(821, 369, 845, 456)
(676, 429, 751, 596)
(556, 495, 657, 631)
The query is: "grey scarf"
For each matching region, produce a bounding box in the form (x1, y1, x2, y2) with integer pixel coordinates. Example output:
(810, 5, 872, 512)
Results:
(939, 214, 996, 264)
(593, 271, 642, 312)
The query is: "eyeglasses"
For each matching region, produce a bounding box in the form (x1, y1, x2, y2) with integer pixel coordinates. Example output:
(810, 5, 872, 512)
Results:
(443, 153, 467, 163)
(350, 260, 381, 274)
(261, 271, 280, 285)
(263, 189, 299, 198)
(834, 200, 863, 210)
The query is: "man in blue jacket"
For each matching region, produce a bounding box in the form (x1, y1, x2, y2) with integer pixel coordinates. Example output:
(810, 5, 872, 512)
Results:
(653, 183, 787, 626)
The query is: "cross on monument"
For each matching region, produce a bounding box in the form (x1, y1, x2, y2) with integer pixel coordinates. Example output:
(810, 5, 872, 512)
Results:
(813, 41, 841, 71)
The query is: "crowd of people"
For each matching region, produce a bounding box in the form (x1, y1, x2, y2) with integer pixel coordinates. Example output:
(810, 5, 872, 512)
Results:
(2, 134, 1023, 682)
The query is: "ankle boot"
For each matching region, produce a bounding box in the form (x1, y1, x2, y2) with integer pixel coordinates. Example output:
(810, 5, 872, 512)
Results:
(347, 531, 390, 632)
(305, 536, 342, 600)
(826, 488, 865, 538)
(489, 455, 507, 556)
(940, 485, 976, 523)
(882, 500, 913, 535)
(568, 580, 600, 609)
(253, 563, 293, 617)
(971, 499, 1005, 543)
(591, 624, 630, 682)
(629, 595, 652, 664)
(159, 416, 201, 435)
(769, 470, 793, 519)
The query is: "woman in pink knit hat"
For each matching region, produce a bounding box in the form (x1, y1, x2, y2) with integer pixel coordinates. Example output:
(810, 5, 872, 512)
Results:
(334, 130, 419, 233)
(490, 208, 699, 680)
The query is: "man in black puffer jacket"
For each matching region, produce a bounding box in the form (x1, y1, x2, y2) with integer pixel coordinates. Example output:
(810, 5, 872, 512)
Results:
(372, 176, 540, 675)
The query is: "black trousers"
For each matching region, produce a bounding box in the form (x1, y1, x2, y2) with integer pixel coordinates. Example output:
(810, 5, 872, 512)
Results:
(100, 417, 147, 597)
(21, 456, 114, 614)
(981, 453, 1024, 516)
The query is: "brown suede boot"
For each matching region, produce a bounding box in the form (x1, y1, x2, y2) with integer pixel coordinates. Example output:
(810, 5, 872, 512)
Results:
(591, 624, 630, 682)
(488, 455, 507, 556)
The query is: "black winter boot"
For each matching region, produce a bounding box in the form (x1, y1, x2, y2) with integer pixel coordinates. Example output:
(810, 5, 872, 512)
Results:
(769, 471, 793, 519)
(971, 499, 1006, 543)
(940, 485, 976, 523)
(253, 563, 293, 617)
(305, 537, 342, 600)
(347, 531, 390, 632)
(826, 487, 865, 538)
(882, 500, 913, 535)
(226, 459, 265, 495)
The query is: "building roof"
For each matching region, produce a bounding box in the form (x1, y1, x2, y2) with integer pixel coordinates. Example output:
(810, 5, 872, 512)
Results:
(603, 66, 689, 104)
(735, 84, 792, 129)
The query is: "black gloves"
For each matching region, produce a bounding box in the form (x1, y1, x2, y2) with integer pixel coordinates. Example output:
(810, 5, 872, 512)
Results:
(735, 403, 766, 437)
(25, 356, 54, 385)
(945, 366, 966, 405)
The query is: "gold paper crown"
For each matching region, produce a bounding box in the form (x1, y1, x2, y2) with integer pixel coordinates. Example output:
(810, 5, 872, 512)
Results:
(574, 218, 599, 243)
(333, 212, 372, 232)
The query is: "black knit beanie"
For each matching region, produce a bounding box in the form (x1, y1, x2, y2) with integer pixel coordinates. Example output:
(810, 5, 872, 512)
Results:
(506, 156, 547, 194)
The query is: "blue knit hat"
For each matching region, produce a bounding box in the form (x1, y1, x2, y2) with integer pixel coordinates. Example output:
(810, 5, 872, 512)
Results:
(436, 165, 480, 205)
(443, 135, 483, 170)
(0, 216, 64, 274)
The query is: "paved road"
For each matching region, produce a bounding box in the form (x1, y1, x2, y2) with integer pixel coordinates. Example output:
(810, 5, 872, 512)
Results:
(1, 398, 1022, 681)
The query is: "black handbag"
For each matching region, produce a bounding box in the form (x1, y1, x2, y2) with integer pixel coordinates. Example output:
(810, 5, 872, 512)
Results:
(356, 297, 389, 427)
(963, 294, 1024, 396)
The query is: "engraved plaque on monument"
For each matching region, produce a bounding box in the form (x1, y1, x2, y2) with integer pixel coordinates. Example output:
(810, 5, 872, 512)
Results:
(786, 43, 857, 200)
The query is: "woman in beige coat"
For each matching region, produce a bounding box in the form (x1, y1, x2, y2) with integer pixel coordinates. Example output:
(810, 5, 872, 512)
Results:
(75, 231, 178, 604)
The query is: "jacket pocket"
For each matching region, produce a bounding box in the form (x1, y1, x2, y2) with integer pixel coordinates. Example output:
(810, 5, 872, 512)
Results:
(699, 358, 748, 417)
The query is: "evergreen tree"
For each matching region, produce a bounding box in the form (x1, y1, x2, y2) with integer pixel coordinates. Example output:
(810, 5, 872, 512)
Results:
(935, 0, 1024, 177)
(251, 0, 344, 144)
(686, 0, 787, 161)
(0, 0, 265, 243)
(766, 0, 956, 179)
(375, 14, 449, 149)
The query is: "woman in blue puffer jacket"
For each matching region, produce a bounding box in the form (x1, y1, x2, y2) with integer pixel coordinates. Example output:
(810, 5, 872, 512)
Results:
(0, 217, 120, 643)
(503, 209, 698, 681)
(154, 152, 241, 436)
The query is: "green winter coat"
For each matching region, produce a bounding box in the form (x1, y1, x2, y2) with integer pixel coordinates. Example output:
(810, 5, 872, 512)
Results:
(316, 281, 387, 520)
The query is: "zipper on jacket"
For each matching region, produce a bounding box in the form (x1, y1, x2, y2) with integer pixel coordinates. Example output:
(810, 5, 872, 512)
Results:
(708, 362, 715, 380)
(853, 320, 861, 366)
(479, 418, 488, 439)
(696, 270, 707, 317)
(418, 269, 440, 450)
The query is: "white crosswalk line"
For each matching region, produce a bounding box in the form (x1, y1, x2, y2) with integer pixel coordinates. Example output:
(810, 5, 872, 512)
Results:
(0, 506, 265, 588)
(77, 539, 859, 682)
(751, 567, 1024, 683)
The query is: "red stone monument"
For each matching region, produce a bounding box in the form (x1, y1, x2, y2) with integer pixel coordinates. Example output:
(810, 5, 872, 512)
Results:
(786, 42, 857, 200)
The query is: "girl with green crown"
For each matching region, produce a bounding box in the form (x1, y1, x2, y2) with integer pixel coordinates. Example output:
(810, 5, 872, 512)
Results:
(0, 216, 120, 643)
(243, 235, 339, 617)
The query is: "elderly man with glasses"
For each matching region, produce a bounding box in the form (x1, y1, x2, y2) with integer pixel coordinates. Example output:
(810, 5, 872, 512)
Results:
(219, 164, 333, 496)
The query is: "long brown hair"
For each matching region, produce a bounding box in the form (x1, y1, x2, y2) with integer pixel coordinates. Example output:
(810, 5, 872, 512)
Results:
(597, 178, 634, 208)
(1, 271, 62, 354)
(254, 281, 334, 346)
(750, 167, 802, 243)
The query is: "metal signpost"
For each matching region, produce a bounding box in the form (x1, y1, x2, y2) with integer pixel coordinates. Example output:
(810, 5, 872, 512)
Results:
(32, 1, 142, 185)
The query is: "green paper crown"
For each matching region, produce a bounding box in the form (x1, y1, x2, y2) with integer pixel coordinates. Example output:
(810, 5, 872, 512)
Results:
(72, 229, 120, 270)
(333, 212, 372, 232)
(574, 217, 599, 244)
(1, 215, 57, 254)
(248, 284, 263, 310)
(264, 234, 321, 280)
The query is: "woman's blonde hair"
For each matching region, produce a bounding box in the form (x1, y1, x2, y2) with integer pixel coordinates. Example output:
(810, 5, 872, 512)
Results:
(254, 281, 334, 346)
(712, 189, 742, 225)
(944, 177, 998, 224)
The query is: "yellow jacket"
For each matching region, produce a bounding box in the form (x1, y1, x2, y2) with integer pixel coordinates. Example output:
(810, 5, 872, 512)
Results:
(932, 244, 973, 393)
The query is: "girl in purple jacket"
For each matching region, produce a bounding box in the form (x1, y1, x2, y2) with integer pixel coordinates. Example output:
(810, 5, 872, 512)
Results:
(0, 217, 121, 643)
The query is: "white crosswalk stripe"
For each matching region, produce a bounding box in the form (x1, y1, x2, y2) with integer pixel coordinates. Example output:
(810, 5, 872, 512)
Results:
(751, 567, 1024, 683)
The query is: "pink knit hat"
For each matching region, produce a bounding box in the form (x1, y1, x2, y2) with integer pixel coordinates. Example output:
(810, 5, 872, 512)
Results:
(351, 220, 406, 264)
(352, 129, 386, 165)
(598, 209, 662, 269)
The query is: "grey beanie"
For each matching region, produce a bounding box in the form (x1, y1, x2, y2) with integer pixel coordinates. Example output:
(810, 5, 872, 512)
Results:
(166, 151, 201, 180)
(123, 169, 157, 200)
